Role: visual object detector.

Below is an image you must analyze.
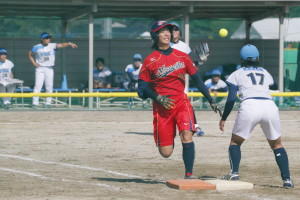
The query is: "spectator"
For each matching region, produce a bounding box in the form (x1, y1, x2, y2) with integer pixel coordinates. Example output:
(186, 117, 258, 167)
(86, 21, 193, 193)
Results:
(124, 53, 143, 91)
(93, 57, 112, 89)
(205, 69, 228, 92)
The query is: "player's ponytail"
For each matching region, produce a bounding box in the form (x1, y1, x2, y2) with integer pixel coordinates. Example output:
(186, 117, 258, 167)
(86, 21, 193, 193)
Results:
(241, 60, 260, 67)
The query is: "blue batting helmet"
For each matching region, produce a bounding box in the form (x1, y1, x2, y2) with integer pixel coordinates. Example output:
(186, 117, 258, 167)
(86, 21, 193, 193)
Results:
(240, 44, 259, 61)
(0, 48, 8, 55)
(150, 21, 173, 40)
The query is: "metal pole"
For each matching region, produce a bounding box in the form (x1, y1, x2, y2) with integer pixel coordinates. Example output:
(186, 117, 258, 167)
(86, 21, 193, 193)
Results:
(184, 14, 190, 93)
(279, 15, 284, 92)
(61, 20, 68, 75)
(88, 13, 94, 109)
(245, 20, 251, 42)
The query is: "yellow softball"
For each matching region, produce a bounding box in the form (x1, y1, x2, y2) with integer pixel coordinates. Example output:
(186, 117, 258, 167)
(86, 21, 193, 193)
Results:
(219, 28, 228, 37)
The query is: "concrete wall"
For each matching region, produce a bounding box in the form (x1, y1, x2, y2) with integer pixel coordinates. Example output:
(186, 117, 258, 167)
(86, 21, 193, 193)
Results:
(0, 38, 279, 88)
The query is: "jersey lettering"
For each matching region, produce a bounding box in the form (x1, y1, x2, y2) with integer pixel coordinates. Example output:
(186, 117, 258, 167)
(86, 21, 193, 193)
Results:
(156, 61, 184, 78)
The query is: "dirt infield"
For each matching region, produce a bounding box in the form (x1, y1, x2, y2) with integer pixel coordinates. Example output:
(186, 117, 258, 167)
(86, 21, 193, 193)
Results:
(0, 110, 299, 200)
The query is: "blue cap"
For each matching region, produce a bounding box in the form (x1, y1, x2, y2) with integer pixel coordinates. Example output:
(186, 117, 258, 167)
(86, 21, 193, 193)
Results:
(40, 32, 52, 39)
(133, 53, 142, 60)
(211, 69, 222, 76)
(0, 48, 8, 55)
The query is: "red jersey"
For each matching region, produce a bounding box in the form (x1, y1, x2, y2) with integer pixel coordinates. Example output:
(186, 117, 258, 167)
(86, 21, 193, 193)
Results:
(139, 48, 197, 103)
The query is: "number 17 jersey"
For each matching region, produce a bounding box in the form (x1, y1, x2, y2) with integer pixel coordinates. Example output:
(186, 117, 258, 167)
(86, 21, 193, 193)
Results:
(226, 66, 274, 101)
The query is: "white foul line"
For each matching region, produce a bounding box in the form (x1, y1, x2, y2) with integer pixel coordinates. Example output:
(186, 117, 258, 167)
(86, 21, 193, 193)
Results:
(0, 167, 120, 191)
(0, 167, 50, 179)
(0, 154, 142, 179)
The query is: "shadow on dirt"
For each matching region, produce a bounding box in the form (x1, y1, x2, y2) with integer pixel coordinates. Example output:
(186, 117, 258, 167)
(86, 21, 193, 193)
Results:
(125, 132, 152, 136)
(92, 177, 165, 185)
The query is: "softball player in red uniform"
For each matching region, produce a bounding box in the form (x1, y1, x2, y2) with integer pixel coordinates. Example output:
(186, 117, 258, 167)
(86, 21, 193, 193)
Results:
(138, 21, 219, 178)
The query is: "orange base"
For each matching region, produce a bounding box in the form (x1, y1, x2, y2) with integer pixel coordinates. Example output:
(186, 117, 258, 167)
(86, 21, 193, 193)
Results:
(166, 179, 216, 190)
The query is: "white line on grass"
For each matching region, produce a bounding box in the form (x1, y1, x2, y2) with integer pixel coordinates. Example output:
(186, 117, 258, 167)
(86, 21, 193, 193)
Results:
(0, 167, 120, 191)
(0, 154, 142, 179)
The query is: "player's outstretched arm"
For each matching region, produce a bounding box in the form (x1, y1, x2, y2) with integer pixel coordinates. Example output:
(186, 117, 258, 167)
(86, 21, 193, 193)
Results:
(190, 72, 220, 113)
(219, 82, 238, 131)
(57, 42, 78, 49)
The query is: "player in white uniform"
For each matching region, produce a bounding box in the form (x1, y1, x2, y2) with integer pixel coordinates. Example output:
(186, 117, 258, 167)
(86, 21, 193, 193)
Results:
(28, 32, 78, 107)
(0, 48, 16, 108)
(204, 69, 227, 92)
(219, 44, 293, 188)
(170, 22, 205, 136)
(170, 22, 191, 55)
(124, 53, 142, 91)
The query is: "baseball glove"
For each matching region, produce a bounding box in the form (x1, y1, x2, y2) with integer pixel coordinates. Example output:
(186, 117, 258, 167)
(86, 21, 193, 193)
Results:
(191, 42, 210, 66)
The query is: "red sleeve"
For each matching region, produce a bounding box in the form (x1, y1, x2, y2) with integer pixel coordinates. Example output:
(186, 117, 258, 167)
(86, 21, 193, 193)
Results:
(184, 55, 197, 75)
(138, 62, 151, 82)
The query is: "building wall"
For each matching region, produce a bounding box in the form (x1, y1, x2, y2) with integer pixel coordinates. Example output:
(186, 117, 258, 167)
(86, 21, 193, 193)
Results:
(0, 38, 279, 88)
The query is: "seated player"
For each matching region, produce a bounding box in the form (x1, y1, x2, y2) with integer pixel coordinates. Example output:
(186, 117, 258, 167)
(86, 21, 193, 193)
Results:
(219, 44, 294, 188)
(138, 21, 219, 179)
(124, 53, 142, 91)
(0, 48, 19, 109)
(93, 57, 113, 89)
(204, 69, 227, 92)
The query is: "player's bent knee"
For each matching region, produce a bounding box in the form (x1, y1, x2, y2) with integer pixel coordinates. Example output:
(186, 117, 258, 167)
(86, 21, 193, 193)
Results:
(268, 137, 283, 149)
(160, 152, 172, 158)
(158, 146, 174, 158)
(180, 130, 193, 143)
(230, 134, 245, 146)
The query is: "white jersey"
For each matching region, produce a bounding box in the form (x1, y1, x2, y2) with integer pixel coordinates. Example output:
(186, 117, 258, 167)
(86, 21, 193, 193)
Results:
(205, 79, 227, 90)
(0, 59, 14, 81)
(227, 66, 274, 101)
(31, 43, 57, 67)
(171, 40, 191, 54)
(125, 64, 142, 81)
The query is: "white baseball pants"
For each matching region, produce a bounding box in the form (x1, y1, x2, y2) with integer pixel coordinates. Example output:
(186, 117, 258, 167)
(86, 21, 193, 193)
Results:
(232, 99, 281, 140)
(33, 66, 54, 105)
(0, 84, 16, 105)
